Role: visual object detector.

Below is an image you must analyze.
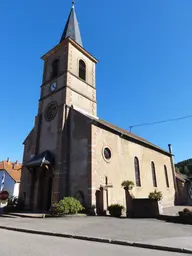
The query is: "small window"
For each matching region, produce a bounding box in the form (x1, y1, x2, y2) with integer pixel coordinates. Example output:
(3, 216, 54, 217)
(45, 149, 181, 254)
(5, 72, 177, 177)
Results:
(52, 59, 59, 79)
(134, 157, 141, 187)
(151, 161, 157, 187)
(164, 165, 169, 187)
(79, 59, 86, 81)
(103, 147, 111, 160)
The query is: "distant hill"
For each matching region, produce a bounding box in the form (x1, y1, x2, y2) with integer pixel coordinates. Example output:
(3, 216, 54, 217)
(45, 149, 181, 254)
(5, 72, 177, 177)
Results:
(175, 158, 192, 177)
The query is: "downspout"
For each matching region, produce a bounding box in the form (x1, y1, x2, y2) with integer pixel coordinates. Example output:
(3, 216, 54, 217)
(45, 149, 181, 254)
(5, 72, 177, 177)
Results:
(168, 144, 178, 203)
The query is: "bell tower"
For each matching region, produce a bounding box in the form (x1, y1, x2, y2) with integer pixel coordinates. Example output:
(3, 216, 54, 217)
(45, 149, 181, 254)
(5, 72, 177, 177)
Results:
(39, 2, 98, 120)
(20, 2, 99, 211)
(27, 2, 98, 207)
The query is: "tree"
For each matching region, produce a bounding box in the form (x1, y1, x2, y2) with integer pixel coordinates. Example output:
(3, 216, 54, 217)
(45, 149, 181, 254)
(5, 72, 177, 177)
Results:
(175, 158, 192, 177)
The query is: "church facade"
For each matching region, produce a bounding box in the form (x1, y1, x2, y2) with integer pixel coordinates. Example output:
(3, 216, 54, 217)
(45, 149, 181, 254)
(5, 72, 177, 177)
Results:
(20, 3, 177, 212)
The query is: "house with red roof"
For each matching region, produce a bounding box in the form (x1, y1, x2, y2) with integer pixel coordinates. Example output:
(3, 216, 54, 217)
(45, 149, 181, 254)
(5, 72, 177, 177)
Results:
(0, 158, 22, 199)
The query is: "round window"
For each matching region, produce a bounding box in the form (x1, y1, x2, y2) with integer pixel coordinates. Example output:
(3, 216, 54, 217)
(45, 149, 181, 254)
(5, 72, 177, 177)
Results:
(103, 147, 111, 160)
(44, 101, 58, 121)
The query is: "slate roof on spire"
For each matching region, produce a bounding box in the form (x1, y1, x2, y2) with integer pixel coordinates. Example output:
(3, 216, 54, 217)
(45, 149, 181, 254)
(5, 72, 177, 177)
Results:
(60, 2, 83, 47)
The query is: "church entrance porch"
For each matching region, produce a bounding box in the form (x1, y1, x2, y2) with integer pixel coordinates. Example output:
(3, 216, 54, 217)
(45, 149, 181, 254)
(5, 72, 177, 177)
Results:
(28, 167, 53, 212)
(36, 167, 53, 211)
(24, 151, 54, 212)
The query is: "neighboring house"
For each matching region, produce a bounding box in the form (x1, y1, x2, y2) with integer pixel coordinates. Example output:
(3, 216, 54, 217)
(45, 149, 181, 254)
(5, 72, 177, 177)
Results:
(186, 175, 192, 206)
(175, 172, 187, 205)
(0, 158, 22, 198)
(175, 172, 192, 206)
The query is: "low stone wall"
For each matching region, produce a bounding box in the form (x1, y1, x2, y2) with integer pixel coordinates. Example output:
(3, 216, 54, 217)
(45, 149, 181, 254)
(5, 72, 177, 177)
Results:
(132, 199, 159, 218)
(158, 214, 192, 225)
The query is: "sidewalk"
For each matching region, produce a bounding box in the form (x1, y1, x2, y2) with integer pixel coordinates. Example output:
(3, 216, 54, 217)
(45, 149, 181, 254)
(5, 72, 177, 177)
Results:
(0, 216, 192, 254)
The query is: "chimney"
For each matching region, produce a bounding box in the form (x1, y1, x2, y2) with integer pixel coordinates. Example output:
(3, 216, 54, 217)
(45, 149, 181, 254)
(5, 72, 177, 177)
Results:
(168, 144, 173, 154)
(15, 160, 18, 165)
(7, 157, 10, 163)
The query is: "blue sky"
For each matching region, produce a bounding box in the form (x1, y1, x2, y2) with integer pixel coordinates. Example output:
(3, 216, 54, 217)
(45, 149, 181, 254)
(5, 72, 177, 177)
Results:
(1, 0, 192, 163)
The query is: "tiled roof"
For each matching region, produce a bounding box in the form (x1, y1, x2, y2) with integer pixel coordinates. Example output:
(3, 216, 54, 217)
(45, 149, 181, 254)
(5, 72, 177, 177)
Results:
(71, 106, 171, 156)
(95, 118, 171, 156)
(175, 172, 187, 182)
(0, 160, 22, 183)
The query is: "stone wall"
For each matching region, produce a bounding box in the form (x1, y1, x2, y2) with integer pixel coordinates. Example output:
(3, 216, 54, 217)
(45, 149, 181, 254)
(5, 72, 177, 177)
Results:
(65, 42, 97, 116)
(91, 123, 175, 210)
(69, 109, 92, 208)
(132, 199, 159, 218)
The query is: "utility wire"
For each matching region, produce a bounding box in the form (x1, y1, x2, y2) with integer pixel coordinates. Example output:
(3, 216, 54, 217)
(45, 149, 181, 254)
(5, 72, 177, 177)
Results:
(129, 114, 192, 132)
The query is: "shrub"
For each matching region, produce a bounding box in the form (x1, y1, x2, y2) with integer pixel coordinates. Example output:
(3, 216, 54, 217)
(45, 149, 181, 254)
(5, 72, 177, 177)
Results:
(50, 203, 64, 217)
(148, 190, 163, 201)
(178, 208, 192, 217)
(108, 204, 124, 217)
(183, 208, 191, 213)
(121, 180, 134, 190)
(50, 197, 84, 216)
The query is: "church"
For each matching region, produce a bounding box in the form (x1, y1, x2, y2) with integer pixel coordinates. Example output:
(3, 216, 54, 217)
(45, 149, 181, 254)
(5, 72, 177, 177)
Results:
(20, 3, 177, 212)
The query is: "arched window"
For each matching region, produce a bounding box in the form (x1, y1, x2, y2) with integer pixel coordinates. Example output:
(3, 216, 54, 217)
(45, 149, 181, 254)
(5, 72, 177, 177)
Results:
(52, 59, 59, 79)
(151, 161, 157, 187)
(134, 157, 141, 187)
(79, 59, 86, 81)
(164, 165, 169, 188)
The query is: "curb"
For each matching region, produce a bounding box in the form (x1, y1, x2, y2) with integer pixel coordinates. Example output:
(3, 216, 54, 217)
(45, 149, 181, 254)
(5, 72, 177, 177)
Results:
(158, 215, 192, 225)
(0, 226, 192, 254)
(2, 213, 87, 219)
(4, 213, 46, 219)
(0, 214, 19, 218)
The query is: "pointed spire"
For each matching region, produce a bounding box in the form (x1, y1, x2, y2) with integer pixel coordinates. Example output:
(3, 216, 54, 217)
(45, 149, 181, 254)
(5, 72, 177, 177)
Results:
(60, 2, 83, 46)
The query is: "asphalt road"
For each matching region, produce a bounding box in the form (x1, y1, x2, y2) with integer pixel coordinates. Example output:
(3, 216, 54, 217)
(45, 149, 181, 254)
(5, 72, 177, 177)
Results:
(0, 229, 188, 256)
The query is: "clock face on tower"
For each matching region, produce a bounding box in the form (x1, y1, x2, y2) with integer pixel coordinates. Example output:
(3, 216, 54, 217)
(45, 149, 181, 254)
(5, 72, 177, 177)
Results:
(50, 82, 57, 92)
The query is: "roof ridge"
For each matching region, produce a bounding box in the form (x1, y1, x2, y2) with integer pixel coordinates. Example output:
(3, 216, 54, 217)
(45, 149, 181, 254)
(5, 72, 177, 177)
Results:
(96, 118, 171, 156)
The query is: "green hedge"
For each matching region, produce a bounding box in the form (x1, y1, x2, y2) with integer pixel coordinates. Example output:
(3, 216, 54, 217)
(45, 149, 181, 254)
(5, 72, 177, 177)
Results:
(50, 197, 84, 216)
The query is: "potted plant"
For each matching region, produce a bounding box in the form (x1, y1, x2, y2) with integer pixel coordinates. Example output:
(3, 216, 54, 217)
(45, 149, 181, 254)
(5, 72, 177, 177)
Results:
(178, 208, 192, 217)
(121, 180, 134, 190)
(148, 190, 163, 201)
(108, 204, 124, 218)
(183, 208, 192, 214)
(148, 190, 163, 214)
